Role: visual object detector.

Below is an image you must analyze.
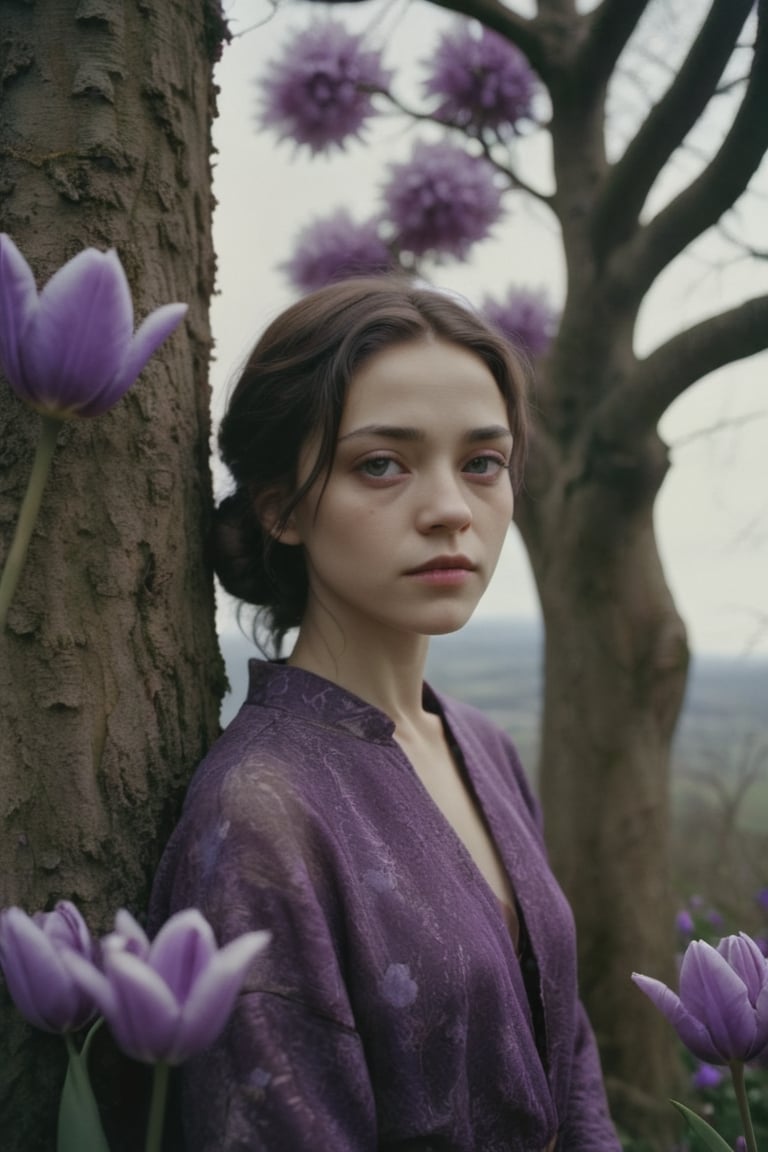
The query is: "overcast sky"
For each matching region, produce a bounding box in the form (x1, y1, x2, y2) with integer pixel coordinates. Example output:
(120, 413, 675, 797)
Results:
(211, 0, 768, 658)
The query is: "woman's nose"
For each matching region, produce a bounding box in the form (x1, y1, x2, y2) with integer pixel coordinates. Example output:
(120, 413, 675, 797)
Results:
(415, 470, 472, 534)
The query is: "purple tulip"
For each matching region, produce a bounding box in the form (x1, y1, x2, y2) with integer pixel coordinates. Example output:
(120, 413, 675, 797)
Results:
(63, 908, 269, 1064)
(632, 933, 768, 1065)
(0, 901, 98, 1033)
(0, 233, 187, 418)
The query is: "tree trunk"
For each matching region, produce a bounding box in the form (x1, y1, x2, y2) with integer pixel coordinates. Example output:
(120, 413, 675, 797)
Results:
(0, 2, 226, 1148)
(518, 424, 689, 1144)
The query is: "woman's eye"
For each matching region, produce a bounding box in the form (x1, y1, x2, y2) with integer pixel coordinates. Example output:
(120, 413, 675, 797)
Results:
(463, 454, 506, 476)
(359, 456, 403, 479)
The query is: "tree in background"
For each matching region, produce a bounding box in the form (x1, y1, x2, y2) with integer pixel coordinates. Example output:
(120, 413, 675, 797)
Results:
(0, 2, 226, 1148)
(257, 0, 768, 1140)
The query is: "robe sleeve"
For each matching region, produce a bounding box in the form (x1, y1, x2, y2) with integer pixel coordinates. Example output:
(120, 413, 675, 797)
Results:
(149, 755, 378, 1152)
(172, 991, 377, 1152)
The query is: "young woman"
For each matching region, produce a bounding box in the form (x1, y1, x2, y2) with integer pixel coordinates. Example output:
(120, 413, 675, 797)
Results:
(149, 278, 620, 1151)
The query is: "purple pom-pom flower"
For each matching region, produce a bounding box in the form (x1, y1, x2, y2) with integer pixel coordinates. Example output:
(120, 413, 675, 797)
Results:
(632, 933, 768, 1065)
(482, 287, 558, 357)
(0, 901, 99, 1034)
(63, 908, 269, 1065)
(423, 21, 537, 136)
(283, 209, 393, 293)
(0, 233, 187, 419)
(259, 21, 391, 154)
(382, 141, 503, 259)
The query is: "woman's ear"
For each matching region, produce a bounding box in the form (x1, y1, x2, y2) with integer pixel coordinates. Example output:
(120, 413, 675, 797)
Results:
(255, 488, 302, 546)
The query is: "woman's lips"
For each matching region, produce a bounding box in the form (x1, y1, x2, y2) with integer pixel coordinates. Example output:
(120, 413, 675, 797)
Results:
(405, 556, 476, 584)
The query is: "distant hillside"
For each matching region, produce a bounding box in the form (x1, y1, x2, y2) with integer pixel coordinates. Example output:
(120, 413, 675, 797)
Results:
(219, 618, 767, 807)
(218, 618, 543, 735)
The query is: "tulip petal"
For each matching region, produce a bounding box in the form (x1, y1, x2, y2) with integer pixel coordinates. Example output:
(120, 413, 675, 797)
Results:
(149, 909, 217, 1002)
(681, 942, 758, 1061)
(171, 930, 270, 1063)
(41, 901, 93, 957)
(0, 909, 93, 1032)
(105, 909, 151, 959)
(60, 947, 118, 1019)
(0, 233, 38, 393)
(753, 980, 768, 1059)
(101, 950, 180, 1062)
(717, 933, 768, 1006)
(82, 301, 187, 416)
(21, 248, 133, 413)
(632, 972, 723, 1063)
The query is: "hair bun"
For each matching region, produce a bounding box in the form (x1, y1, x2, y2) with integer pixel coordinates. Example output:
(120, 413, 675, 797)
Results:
(210, 489, 266, 605)
(210, 488, 307, 651)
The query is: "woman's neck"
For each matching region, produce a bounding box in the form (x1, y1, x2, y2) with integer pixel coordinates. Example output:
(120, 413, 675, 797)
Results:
(287, 617, 432, 729)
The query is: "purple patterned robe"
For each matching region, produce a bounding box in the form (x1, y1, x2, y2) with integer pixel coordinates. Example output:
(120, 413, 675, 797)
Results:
(149, 661, 620, 1151)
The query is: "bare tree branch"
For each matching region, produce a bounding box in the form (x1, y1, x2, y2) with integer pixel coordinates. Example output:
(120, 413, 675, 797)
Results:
(230, 0, 280, 37)
(425, 0, 550, 80)
(536, 0, 576, 11)
(594, 294, 768, 444)
(715, 71, 750, 96)
(671, 409, 768, 450)
(718, 219, 768, 260)
(611, 0, 768, 303)
(573, 0, 651, 95)
(592, 0, 755, 261)
(476, 132, 553, 202)
(377, 92, 554, 202)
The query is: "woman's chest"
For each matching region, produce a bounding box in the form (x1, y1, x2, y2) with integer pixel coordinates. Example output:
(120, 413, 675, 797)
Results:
(327, 780, 560, 1150)
(396, 727, 518, 923)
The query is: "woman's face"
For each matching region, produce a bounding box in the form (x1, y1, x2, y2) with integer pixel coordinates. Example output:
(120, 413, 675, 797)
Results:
(280, 338, 515, 644)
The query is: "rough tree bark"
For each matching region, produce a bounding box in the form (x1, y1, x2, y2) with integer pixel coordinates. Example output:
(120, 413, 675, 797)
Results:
(0, 2, 227, 1148)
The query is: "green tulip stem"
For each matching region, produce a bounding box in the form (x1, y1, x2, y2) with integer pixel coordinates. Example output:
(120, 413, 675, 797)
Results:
(0, 414, 61, 630)
(730, 1061, 758, 1152)
(60, 1030, 111, 1152)
(145, 1062, 169, 1152)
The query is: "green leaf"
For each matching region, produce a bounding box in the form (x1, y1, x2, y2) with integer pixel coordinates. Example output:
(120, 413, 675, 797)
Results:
(58, 1025, 111, 1152)
(670, 1099, 737, 1152)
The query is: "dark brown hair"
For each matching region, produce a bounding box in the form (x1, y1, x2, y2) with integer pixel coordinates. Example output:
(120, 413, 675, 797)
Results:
(212, 276, 529, 653)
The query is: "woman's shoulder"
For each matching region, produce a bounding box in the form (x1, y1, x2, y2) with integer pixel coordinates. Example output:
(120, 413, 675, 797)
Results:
(191, 659, 394, 782)
(149, 681, 366, 933)
(174, 665, 404, 852)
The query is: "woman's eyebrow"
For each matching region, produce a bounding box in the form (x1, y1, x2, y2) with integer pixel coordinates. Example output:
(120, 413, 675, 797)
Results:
(338, 423, 513, 444)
